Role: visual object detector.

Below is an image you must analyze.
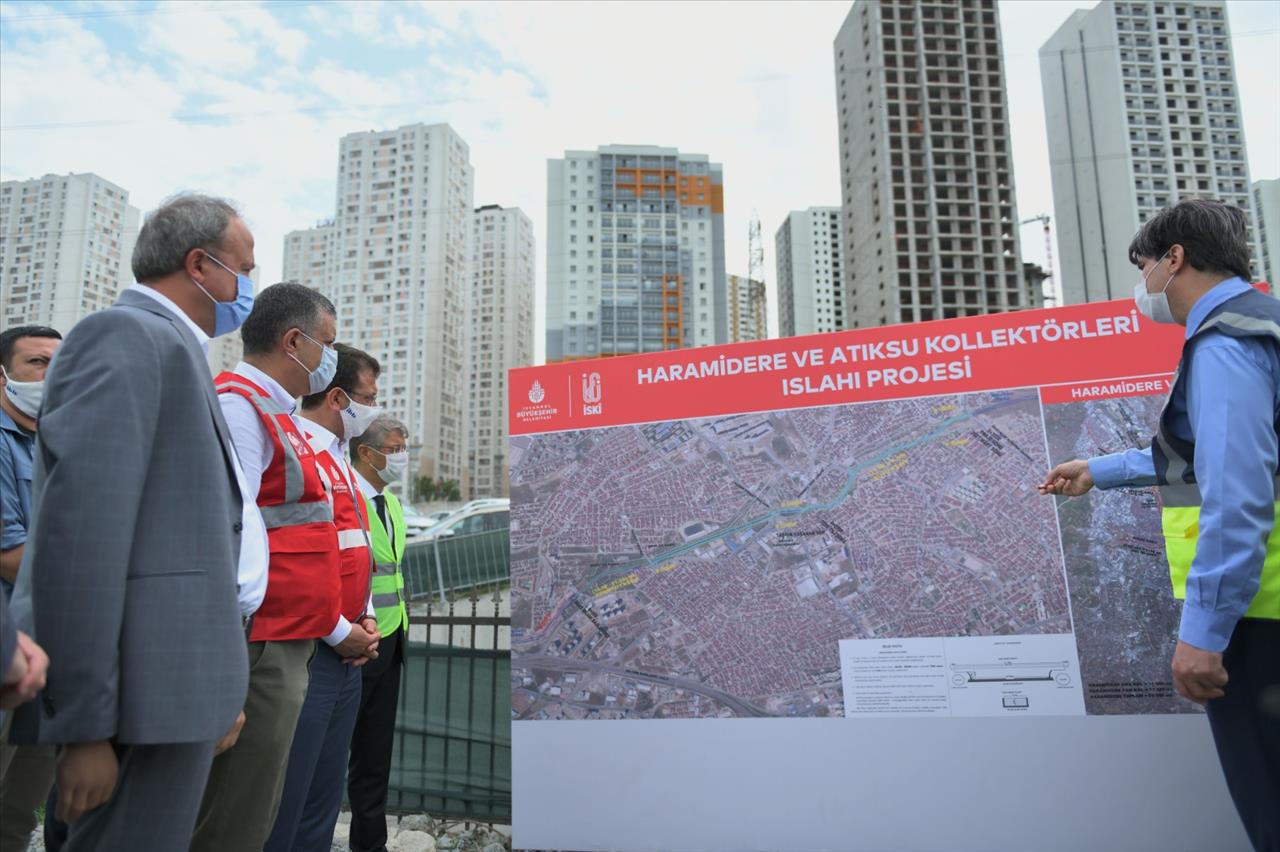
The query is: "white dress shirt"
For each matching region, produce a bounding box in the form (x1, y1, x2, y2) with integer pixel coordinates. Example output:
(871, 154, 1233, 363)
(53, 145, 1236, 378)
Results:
(355, 470, 382, 502)
(131, 285, 269, 617)
(299, 417, 375, 646)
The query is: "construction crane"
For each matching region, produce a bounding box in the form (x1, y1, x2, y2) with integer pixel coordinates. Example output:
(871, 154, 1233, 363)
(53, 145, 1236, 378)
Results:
(746, 211, 766, 340)
(748, 210, 764, 286)
(1019, 214, 1054, 305)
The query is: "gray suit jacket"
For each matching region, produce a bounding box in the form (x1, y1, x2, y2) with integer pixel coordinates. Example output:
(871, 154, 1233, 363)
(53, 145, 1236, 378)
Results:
(10, 288, 248, 745)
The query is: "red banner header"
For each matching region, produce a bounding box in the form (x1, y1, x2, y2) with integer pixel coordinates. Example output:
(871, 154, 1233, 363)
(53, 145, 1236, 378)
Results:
(510, 299, 1186, 435)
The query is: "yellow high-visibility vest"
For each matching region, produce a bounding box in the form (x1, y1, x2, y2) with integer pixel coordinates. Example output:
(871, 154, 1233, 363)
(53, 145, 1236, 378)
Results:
(365, 488, 408, 637)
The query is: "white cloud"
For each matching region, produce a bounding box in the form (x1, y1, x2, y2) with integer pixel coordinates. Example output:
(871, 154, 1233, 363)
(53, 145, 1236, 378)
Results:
(390, 14, 444, 47)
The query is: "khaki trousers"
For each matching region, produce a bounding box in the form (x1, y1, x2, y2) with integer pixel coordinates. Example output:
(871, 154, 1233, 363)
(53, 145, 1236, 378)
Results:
(190, 638, 315, 852)
(0, 715, 56, 852)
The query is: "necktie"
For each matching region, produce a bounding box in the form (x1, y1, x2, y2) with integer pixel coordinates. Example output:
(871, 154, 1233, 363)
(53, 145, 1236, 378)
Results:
(374, 494, 396, 558)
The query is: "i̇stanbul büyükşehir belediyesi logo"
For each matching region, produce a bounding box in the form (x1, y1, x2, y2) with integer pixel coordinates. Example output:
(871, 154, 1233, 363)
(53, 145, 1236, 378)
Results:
(528, 380, 545, 404)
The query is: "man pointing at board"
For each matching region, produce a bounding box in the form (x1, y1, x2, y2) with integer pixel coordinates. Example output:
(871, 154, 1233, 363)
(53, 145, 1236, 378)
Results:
(1040, 199, 1279, 852)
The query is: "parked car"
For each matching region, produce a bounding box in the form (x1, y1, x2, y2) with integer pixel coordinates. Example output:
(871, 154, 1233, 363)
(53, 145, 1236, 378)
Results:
(400, 509, 439, 535)
(419, 499, 510, 541)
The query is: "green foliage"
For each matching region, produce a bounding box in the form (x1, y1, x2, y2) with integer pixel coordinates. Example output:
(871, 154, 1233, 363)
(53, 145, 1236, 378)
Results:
(414, 476, 461, 502)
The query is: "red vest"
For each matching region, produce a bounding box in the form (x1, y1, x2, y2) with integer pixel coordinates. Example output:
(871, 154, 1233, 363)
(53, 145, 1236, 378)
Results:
(308, 439, 374, 624)
(215, 372, 341, 642)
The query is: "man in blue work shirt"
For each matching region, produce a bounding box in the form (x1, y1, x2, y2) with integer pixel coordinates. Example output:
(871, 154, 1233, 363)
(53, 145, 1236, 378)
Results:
(0, 324, 61, 852)
(1042, 199, 1279, 852)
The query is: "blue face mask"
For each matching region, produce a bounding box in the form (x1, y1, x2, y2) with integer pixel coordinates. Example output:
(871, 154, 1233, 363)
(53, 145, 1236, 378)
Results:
(290, 331, 338, 395)
(195, 253, 255, 337)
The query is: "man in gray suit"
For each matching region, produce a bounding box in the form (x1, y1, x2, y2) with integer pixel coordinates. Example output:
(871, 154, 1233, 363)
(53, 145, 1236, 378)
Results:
(8, 194, 257, 850)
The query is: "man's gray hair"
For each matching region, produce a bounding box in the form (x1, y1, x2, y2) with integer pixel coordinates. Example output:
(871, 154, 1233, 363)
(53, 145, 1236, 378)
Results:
(132, 193, 240, 282)
(352, 414, 409, 463)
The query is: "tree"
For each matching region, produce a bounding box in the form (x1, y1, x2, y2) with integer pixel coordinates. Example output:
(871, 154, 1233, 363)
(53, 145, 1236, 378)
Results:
(438, 479, 461, 501)
(413, 477, 461, 503)
(414, 475, 436, 502)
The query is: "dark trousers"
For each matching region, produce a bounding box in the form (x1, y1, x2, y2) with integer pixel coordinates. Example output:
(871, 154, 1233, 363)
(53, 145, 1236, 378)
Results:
(42, 786, 66, 852)
(347, 628, 404, 852)
(1205, 618, 1280, 852)
(265, 641, 363, 852)
(46, 740, 215, 852)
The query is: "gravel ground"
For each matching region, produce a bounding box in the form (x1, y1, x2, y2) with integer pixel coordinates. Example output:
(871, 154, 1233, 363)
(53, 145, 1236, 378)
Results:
(24, 813, 512, 852)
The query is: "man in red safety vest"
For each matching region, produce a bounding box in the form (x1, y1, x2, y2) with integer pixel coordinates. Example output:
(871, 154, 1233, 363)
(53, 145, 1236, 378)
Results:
(265, 344, 382, 852)
(192, 284, 379, 852)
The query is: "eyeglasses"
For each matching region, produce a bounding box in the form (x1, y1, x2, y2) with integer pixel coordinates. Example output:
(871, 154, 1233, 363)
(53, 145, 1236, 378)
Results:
(343, 388, 378, 405)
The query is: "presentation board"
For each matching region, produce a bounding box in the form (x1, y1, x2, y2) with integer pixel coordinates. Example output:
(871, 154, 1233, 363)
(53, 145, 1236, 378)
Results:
(507, 300, 1249, 851)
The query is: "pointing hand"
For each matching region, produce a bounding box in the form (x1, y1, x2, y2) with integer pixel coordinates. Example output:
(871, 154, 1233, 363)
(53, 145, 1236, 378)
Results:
(1038, 459, 1094, 497)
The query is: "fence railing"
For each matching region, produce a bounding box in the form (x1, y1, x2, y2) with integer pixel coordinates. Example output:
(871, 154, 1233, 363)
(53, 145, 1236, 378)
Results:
(387, 529, 512, 823)
(402, 529, 510, 603)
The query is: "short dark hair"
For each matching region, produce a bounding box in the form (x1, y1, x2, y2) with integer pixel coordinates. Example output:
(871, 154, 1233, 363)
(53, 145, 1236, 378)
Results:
(301, 343, 380, 409)
(132, 193, 240, 282)
(240, 282, 336, 356)
(1127, 198, 1252, 281)
(1, 325, 62, 370)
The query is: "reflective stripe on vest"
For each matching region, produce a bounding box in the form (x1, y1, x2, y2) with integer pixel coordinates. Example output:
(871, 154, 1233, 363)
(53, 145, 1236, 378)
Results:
(216, 375, 333, 528)
(366, 488, 408, 636)
(1150, 288, 1280, 620)
(337, 528, 368, 550)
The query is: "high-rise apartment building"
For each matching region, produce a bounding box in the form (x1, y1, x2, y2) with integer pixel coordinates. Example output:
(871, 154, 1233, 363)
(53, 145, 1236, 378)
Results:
(727, 274, 767, 343)
(469, 205, 535, 498)
(1041, 0, 1260, 303)
(775, 207, 844, 337)
(1254, 179, 1279, 286)
(282, 220, 336, 294)
(0, 173, 140, 334)
(546, 145, 728, 361)
(834, 0, 1028, 328)
(283, 122, 475, 495)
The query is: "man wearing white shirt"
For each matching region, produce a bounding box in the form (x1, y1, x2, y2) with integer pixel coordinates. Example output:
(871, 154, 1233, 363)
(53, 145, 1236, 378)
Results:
(266, 344, 380, 852)
(193, 284, 377, 852)
(347, 415, 411, 852)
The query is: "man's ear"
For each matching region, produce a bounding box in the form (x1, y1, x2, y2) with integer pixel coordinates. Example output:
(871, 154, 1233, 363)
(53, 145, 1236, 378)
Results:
(1167, 243, 1186, 273)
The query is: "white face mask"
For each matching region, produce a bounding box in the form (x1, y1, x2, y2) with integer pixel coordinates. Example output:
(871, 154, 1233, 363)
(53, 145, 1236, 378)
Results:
(1, 365, 43, 419)
(370, 447, 409, 484)
(338, 393, 381, 441)
(1134, 250, 1177, 324)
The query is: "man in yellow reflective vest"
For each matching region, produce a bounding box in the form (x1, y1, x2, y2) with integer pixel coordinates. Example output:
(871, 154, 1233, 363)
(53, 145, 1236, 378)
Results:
(1042, 199, 1279, 851)
(347, 414, 410, 852)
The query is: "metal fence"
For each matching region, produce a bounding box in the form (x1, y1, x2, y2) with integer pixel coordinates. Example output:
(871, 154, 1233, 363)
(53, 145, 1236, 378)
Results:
(386, 530, 512, 822)
(402, 529, 511, 604)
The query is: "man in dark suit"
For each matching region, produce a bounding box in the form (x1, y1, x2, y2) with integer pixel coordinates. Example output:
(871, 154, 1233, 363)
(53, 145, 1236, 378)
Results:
(8, 193, 256, 850)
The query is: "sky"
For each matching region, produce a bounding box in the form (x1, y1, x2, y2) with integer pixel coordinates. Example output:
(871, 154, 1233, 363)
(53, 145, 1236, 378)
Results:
(2, 0, 1277, 361)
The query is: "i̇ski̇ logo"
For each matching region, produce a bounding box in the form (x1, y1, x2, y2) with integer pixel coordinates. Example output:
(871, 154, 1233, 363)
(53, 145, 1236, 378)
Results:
(528, 380, 545, 404)
(582, 372, 602, 415)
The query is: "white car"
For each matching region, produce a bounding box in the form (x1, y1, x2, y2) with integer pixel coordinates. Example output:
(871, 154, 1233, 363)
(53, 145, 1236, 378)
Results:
(400, 509, 438, 534)
(419, 499, 511, 541)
